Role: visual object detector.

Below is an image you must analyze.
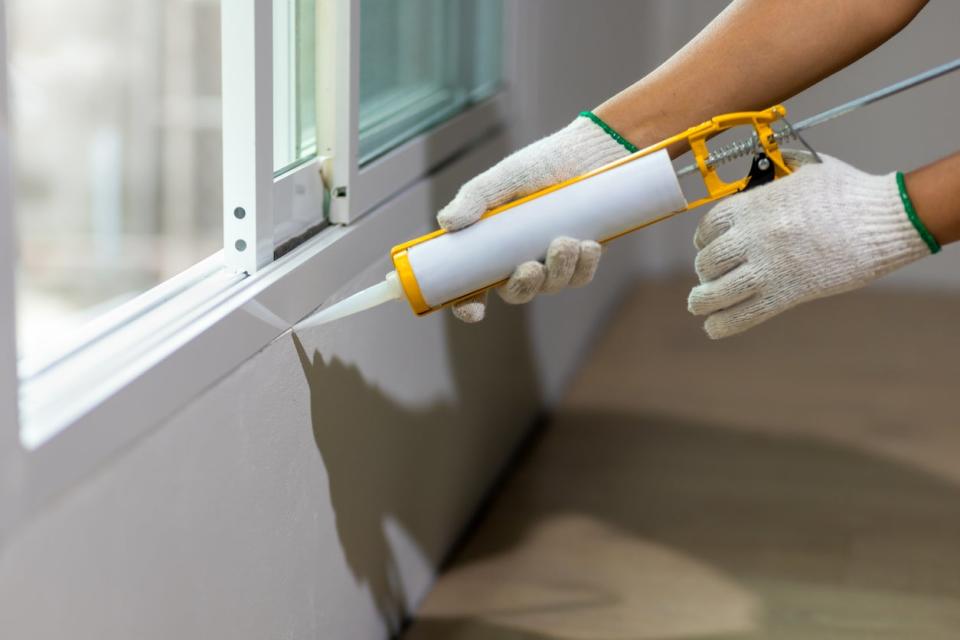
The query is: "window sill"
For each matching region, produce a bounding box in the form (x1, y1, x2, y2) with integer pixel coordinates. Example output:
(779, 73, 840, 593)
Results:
(14, 110, 509, 513)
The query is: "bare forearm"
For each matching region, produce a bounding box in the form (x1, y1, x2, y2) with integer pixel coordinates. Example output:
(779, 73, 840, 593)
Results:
(905, 152, 960, 246)
(595, 0, 927, 153)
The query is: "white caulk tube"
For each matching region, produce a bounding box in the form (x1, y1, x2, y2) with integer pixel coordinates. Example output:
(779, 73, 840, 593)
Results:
(300, 149, 686, 327)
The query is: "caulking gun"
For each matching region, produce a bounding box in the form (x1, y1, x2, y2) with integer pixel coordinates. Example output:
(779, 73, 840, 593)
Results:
(299, 57, 960, 328)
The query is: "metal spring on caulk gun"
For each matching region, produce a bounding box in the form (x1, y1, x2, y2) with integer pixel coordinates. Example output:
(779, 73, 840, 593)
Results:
(703, 132, 760, 167)
(675, 56, 960, 179)
(676, 122, 801, 178)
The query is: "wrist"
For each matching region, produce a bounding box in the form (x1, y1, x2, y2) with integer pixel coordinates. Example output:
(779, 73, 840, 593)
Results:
(810, 164, 931, 286)
(592, 103, 684, 157)
(903, 153, 960, 246)
(896, 172, 940, 254)
(556, 115, 634, 175)
(578, 111, 638, 154)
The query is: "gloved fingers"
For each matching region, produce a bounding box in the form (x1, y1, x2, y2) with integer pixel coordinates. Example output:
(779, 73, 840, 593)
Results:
(451, 291, 488, 323)
(542, 237, 580, 293)
(693, 150, 828, 250)
(569, 240, 602, 287)
(702, 295, 784, 340)
(436, 151, 555, 232)
(436, 183, 491, 232)
(496, 261, 547, 304)
(693, 203, 734, 250)
(694, 232, 747, 282)
(687, 266, 758, 317)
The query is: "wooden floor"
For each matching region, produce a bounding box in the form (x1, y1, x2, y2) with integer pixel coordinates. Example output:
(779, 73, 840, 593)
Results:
(404, 280, 960, 639)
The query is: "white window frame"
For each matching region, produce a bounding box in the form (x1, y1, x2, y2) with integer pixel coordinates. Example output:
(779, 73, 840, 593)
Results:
(321, 0, 507, 224)
(1, 0, 512, 515)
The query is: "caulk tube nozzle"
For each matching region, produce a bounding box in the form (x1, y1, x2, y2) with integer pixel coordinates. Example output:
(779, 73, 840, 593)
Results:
(297, 271, 403, 328)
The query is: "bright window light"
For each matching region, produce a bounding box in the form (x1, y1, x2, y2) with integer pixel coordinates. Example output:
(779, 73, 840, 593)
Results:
(9, 0, 222, 358)
(273, 0, 317, 175)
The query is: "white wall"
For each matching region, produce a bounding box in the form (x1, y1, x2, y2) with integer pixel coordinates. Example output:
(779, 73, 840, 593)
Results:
(0, 2, 668, 638)
(632, 1, 960, 290)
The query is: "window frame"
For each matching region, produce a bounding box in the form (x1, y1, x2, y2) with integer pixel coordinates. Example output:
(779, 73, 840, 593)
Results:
(322, 0, 507, 224)
(1, 0, 511, 514)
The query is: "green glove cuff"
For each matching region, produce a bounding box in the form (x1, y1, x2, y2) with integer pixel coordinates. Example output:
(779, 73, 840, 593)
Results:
(579, 111, 638, 154)
(896, 171, 940, 254)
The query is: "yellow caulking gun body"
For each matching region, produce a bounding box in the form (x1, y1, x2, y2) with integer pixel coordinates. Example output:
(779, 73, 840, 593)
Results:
(300, 107, 790, 327)
(298, 56, 960, 328)
(392, 107, 790, 316)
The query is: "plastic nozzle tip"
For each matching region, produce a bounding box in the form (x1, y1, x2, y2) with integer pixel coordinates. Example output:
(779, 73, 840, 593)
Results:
(297, 272, 403, 328)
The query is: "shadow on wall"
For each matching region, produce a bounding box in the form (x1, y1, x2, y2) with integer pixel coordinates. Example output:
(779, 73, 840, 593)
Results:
(401, 410, 960, 639)
(292, 301, 542, 635)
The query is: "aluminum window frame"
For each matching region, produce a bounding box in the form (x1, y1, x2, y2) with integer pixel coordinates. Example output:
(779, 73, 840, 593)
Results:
(1, 0, 511, 518)
(323, 0, 507, 224)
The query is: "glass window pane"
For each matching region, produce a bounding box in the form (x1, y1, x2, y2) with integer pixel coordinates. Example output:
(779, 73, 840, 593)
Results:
(273, 0, 317, 174)
(10, 0, 222, 357)
(359, 0, 502, 164)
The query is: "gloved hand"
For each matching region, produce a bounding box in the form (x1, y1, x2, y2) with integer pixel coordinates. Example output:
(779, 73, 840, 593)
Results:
(689, 151, 940, 339)
(437, 112, 635, 322)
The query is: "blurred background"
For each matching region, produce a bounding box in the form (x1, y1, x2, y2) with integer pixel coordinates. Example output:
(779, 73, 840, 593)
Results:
(9, 0, 223, 355)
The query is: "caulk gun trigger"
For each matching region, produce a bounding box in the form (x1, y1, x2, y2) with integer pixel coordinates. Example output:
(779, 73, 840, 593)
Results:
(743, 152, 776, 192)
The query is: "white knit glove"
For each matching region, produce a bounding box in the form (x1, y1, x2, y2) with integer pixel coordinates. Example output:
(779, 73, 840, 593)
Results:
(437, 114, 633, 322)
(689, 151, 939, 339)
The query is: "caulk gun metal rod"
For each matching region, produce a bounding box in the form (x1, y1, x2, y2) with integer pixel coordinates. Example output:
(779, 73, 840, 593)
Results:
(791, 56, 960, 132)
(674, 56, 960, 178)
